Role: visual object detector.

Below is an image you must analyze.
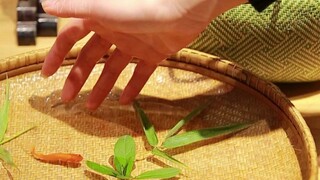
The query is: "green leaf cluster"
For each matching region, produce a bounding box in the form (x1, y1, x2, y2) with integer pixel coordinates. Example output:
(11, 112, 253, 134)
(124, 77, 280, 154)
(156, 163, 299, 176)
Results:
(87, 100, 251, 179)
(86, 135, 180, 179)
(133, 101, 251, 167)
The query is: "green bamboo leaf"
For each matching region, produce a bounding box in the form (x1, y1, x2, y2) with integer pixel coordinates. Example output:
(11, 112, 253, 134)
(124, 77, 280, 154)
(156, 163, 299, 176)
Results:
(162, 123, 251, 149)
(114, 135, 136, 176)
(0, 146, 15, 167)
(86, 160, 120, 177)
(135, 167, 181, 179)
(113, 157, 123, 176)
(166, 102, 209, 139)
(151, 148, 186, 167)
(0, 79, 10, 142)
(115, 175, 132, 179)
(0, 125, 36, 145)
(133, 101, 158, 147)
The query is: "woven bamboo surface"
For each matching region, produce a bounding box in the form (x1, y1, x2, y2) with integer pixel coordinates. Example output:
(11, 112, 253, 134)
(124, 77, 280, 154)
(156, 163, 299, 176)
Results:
(0, 47, 317, 179)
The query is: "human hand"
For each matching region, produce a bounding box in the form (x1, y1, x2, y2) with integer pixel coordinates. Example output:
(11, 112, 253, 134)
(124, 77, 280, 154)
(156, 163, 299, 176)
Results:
(40, 0, 246, 110)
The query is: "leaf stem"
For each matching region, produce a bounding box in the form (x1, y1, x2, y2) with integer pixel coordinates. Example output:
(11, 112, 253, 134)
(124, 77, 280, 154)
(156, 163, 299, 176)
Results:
(135, 152, 154, 161)
(0, 126, 36, 145)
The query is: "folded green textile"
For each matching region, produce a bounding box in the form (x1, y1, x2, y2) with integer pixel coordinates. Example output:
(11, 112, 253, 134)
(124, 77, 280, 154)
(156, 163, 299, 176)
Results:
(188, 0, 320, 82)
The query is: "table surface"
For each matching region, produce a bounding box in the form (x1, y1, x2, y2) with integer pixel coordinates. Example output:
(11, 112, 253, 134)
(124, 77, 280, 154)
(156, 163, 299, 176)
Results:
(1, 1, 320, 177)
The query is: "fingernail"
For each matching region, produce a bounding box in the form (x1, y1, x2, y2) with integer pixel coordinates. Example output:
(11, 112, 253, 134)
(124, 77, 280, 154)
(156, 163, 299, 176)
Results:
(85, 102, 98, 111)
(40, 72, 48, 78)
(41, 0, 55, 9)
(119, 95, 132, 105)
(61, 93, 72, 103)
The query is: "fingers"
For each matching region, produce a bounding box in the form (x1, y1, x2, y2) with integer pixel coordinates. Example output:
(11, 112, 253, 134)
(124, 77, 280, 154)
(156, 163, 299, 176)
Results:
(41, 19, 91, 77)
(119, 61, 157, 105)
(61, 33, 112, 102)
(86, 49, 132, 110)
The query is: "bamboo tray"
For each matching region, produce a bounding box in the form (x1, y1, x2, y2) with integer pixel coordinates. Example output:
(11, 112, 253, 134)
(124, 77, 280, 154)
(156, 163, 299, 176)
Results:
(0, 47, 317, 179)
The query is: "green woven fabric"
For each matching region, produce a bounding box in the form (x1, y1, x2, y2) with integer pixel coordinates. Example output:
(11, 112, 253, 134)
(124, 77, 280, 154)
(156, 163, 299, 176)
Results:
(188, 0, 320, 82)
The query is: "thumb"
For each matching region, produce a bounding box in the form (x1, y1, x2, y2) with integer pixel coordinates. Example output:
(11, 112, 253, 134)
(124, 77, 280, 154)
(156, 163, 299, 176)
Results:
(41, 0, 121, 18)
